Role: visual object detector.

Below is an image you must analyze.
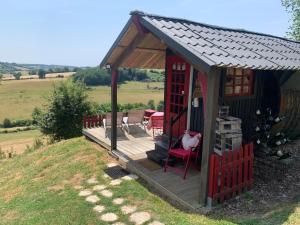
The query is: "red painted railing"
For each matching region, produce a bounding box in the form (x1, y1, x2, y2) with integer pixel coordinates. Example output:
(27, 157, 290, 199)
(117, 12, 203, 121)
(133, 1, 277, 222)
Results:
(83, 115, 103, 129)
(208, 142, 254, 205)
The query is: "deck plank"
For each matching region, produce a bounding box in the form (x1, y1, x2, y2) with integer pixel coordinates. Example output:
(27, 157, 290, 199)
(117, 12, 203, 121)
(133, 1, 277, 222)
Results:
(83, 127, 203, 212)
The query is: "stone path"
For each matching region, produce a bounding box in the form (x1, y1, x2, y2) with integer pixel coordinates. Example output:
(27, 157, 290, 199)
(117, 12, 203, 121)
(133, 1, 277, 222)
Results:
(76, 172, 164, 225)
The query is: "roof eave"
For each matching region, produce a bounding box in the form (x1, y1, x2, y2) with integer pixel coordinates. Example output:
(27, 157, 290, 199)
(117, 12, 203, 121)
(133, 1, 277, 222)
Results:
(99, 17, 133, 68)
(139, 17, 212, 73)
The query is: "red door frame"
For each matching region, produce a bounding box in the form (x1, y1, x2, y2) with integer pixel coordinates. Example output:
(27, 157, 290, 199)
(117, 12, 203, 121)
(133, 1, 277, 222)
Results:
(164, 55, 190, 136)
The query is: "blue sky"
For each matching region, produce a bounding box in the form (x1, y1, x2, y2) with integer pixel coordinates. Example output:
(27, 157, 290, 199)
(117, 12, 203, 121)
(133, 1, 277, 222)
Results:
(0, 0, 291, 67)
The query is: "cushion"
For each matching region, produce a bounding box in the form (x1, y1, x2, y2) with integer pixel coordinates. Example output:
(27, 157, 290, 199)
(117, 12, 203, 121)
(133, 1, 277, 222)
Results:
(182, 131, 201, 151)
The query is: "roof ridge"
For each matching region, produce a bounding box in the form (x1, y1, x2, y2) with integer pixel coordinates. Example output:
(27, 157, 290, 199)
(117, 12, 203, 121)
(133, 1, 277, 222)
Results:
(130, 10, 300, 45)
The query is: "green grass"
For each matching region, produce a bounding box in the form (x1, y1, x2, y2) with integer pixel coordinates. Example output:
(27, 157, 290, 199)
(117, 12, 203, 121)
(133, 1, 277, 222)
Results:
(0, 79, 164, 121)
(0, 138, 298, 225)
(0, 130, 41, 142)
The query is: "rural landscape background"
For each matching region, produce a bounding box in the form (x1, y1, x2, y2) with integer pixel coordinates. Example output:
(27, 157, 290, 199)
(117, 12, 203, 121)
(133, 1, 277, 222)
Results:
(0, 0, 299, 224)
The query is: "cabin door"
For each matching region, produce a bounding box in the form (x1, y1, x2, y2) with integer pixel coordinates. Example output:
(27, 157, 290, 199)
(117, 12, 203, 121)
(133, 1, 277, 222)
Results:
(165, 55, 190, 137)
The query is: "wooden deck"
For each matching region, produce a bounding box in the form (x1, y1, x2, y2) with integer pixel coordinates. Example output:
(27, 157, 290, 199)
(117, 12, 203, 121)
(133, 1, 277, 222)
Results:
(83, 126, 205, 212)
(83, 126, 154, 160)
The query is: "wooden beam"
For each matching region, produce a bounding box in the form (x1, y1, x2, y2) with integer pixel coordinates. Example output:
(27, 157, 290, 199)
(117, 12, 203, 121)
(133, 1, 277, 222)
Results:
(133, 15, 148, 35)
(112, 33, 145, 68)
(111, 68, 118, 151)
(199, 67, 220, 206)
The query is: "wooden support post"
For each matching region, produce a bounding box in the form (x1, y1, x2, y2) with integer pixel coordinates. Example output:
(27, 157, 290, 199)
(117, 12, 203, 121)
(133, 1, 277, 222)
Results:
(111, 68, 118, 151)
(199, 67, 220, 206)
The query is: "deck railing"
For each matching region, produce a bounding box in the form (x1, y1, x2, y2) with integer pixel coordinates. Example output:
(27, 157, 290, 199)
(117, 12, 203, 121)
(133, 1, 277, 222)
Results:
(83, 115, 103, 129)
(207, 142, 254, 206)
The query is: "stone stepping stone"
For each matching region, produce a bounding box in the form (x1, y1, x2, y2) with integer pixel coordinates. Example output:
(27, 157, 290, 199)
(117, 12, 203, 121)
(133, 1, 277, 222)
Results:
(121, 205, 137, 215)
(85, 195, 100, 204)
(129, 211, 151, 225)
(87, 177, 99, 184)
(103, 174, 111, 179)
(93, 185, 107, 191)
(78, 189, 92, 197)
(100, 189, 113, 198)
(112, 222, 126, 225)
(149, 221, 165, 225)
(74, 185, 83, 190)
(93, 205, 105, 213)
(110, 179, 122, 186)
(112, 198, 124, 205)
(106, 162, 118, 168)
(100, 213, 118, 222)
(122, 174, 139, 181)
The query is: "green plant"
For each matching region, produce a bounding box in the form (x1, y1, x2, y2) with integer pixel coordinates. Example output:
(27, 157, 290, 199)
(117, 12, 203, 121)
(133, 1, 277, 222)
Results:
(33, 138, 43, 150)
(38, 80, 92, 140)
(147, 99, 155, 110)
(3, 118, 12, 128)
(157, 100, 164, 112)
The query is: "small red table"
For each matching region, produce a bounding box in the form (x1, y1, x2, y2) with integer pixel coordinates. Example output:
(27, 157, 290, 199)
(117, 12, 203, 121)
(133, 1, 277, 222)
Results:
(144, 109, 157, 122)
(148, 112, 164, 137)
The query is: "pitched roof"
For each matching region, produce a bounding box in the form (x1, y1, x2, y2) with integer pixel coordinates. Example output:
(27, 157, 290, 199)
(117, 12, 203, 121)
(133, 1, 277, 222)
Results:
(101, 11, 300, 71)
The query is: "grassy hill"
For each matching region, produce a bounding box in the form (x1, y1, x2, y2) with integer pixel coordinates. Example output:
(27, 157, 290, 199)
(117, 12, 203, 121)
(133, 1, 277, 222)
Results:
(0, 138, 298, 225)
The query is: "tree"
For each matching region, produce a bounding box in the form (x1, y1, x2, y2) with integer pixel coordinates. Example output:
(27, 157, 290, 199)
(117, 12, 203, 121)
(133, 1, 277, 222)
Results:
(282, 0, 300, 41)
(38, 69, 46, 79)
(13, 72, 22, 80)
(37, 80, 92, 140)
(147, 99, 155, 110)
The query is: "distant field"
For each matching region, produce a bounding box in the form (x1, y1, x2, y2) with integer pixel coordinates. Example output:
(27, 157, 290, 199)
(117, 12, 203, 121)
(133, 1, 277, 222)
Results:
(0, 79, 164, 121)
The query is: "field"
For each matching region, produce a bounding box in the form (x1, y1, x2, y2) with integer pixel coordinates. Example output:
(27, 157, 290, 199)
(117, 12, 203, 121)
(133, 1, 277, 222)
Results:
(0, 137, 298, 225)
(0, 79, 164, 121)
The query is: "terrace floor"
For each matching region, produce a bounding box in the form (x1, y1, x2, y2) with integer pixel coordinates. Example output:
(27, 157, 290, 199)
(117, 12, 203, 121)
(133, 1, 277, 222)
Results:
(83, 126, 204, 212)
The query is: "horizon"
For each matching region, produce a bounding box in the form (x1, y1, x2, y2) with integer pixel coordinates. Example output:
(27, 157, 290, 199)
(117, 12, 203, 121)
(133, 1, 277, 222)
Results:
(0, 0, 291, 67)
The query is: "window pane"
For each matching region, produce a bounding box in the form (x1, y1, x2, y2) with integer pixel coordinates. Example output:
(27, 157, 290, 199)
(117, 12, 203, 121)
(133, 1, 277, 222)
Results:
(234, 86, 242, 94)
(236, 68, 243, 76)
(236, 77, 242, 85)
(226, 76, 233, 85)
(243, 76, 250, 84)
(243, 86, 249, 94)
(225, 86, 233, 95)
(227, 68, 234, 75)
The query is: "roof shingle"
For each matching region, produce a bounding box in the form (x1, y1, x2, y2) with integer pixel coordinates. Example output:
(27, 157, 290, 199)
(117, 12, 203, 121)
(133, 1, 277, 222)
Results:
(136, 11, 300, 71)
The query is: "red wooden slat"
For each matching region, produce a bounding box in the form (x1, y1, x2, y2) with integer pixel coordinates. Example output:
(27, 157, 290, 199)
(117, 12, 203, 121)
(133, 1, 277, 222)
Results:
(220, 151, 227, 203)
(213, 154, 220, 201)
(232, 149, 239, 196)
(226, 150, 233, 199)
(237, 147, 244, 194)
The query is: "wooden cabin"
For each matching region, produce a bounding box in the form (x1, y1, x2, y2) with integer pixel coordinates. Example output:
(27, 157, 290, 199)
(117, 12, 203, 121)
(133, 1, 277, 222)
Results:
(90, 11, 300, 208)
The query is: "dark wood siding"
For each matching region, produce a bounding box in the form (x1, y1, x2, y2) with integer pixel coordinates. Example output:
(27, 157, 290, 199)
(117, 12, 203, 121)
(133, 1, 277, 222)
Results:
(220, 70, 280, 141)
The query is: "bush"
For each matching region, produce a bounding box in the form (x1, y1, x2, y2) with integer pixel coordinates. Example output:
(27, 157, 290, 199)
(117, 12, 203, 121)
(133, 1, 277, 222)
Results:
(157, 100, 164, 112)
(32, 107, 43, 125)
(38, 80, 92, 140)
(3, 118, 12, 128)
(147, 100, 155, 110)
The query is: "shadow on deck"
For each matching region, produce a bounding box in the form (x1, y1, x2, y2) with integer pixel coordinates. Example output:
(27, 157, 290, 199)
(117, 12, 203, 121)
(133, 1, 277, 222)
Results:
(83, 126, 206, 212)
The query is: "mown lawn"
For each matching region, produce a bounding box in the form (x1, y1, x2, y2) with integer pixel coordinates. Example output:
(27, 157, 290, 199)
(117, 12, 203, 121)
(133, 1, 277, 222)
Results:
(0, 79, 164, 121)
(0, 138, 298, 225)
(0, 130, 41, 142)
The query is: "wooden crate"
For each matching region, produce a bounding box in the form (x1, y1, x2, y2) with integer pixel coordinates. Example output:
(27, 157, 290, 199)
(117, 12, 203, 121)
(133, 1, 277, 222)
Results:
(214, 131, 242, 155)
(218, 106, 230, 118)
(216, 117, 241, 132)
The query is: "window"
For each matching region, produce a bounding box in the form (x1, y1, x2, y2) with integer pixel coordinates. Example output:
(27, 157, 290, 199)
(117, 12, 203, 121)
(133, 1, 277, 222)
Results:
(225, 68, 254, 96)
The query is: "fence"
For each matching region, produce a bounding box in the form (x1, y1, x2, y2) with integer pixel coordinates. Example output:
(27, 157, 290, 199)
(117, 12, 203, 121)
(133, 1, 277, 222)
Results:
(207, 142, 254, 206)
(83, 115, 103, 129)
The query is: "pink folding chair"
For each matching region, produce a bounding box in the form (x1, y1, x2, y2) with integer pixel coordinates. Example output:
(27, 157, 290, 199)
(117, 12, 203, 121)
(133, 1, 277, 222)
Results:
(164, 131, 202, 179)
